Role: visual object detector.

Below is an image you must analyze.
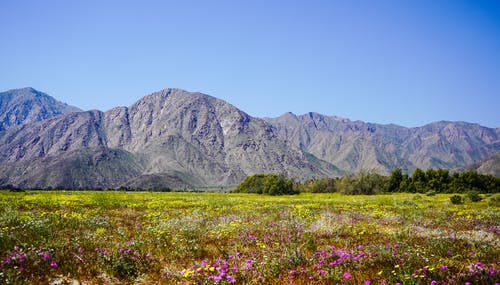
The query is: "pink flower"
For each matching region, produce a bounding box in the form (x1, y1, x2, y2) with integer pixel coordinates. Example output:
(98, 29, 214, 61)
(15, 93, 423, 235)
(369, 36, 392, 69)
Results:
(50, 259, 58, 268)
(226, 275, 236, 283)
(343, 272, 351, 279)
(430, 281, 437, 285)
(364, 280, 371, 285)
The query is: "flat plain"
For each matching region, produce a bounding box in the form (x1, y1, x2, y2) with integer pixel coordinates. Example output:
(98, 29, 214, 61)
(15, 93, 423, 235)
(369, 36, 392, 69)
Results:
(0, 191, 498, 284)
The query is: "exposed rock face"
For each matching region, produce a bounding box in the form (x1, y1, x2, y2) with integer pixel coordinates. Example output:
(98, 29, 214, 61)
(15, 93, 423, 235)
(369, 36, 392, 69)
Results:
(0, 87, 498, 189)
(265, 112, 500, 174)
(0, 87, 81, 131)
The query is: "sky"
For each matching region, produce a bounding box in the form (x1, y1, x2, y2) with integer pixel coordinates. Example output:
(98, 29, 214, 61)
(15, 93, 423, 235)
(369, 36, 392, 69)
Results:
(1, 0, 499, 128)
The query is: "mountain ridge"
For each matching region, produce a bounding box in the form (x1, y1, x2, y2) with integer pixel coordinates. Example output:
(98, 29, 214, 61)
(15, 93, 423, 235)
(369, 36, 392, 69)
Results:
(265, 112, 499, 174)
(0, 87, 498, 189)
(0, 87, 81, 131)
(0, 88, 333, 189)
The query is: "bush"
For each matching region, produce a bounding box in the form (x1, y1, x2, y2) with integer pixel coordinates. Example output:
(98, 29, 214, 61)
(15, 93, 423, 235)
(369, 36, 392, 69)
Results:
(338, 170, 387, 195)
(232, 174, 298, 195)
(426, 190, 437, 196)
(450, 194, 464, 205)
(488, 194, 500, 207)
(467, 190, 482, 202)
(301, 178, 337, 193)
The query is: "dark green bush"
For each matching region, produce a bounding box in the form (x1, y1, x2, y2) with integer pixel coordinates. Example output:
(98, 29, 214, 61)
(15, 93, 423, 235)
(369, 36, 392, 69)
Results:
(450, 194, 464, 205)
(232, 174, 298, 195)
(467, 190, 482, 202)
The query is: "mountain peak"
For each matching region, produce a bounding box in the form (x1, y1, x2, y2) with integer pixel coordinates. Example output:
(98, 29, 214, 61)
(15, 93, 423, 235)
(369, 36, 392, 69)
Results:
(0, 87, 81, 131)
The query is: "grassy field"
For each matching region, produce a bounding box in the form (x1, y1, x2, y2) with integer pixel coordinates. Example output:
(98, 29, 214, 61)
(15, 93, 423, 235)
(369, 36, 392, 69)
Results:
(0, 191, 498, 284)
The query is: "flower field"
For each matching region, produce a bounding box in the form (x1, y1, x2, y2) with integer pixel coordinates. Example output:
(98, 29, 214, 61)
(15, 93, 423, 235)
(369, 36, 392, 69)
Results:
(0, 191, 498, 284)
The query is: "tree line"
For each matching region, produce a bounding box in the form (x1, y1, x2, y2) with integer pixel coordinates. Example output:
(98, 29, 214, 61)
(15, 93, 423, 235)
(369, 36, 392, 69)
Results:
(233, 169, 499, 195)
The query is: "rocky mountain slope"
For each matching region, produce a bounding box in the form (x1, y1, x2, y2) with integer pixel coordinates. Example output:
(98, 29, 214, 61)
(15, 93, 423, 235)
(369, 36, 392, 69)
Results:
(0, 88, 330, 189)
(463, 151, 500, 177)
(265, 112, 500, 174)
(0, 87, 81, 131)
(0, 87, 498, 189)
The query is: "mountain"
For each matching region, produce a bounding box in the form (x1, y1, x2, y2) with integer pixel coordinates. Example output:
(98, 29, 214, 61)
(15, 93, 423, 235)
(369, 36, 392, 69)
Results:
(265, 112, 500, 174)
(463, 151, 500, 177)
(0, 87, 498, 190)
(0, 87, 81, 131)
(0, 88, 332, 189)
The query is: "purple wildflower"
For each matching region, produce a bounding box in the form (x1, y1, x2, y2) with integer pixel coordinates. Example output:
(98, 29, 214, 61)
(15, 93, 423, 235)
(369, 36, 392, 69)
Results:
(50, 259, 57, 268)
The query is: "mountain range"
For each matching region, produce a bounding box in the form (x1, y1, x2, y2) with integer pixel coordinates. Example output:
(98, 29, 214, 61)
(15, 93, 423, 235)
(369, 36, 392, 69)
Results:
(0, 87, 498, 190)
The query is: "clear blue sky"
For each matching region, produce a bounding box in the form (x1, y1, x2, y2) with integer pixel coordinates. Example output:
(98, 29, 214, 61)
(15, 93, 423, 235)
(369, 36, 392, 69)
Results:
(1, 0, 499, 127)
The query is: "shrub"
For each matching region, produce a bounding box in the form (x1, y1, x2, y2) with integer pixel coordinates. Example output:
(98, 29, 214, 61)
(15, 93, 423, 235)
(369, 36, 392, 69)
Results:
(488, 194, 500, 207)
(301, 178, 337, 193)
(232, 174, 298, 195)
(467, 190, 482, 202)
(338, 170, 387, 195)
(426, 190, 436, 196)
(450, 194, 464, 205)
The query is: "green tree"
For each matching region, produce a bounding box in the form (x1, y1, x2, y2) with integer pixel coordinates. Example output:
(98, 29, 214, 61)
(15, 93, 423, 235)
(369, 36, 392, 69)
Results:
(412, 168, 427, 193)
(387, 168, 403, 192)
(232, 174, 298, 195)
(399, 174, 414, 193)
(301, 178, 337, 193)
(339, 170, 386, 195)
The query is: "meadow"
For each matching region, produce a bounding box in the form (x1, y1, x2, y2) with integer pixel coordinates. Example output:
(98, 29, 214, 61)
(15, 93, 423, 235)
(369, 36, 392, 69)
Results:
(0, 191, 498, 284)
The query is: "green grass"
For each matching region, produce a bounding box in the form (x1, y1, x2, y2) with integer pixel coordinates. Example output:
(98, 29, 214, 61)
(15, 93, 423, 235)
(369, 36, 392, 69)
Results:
(0, 191, 498, 284)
